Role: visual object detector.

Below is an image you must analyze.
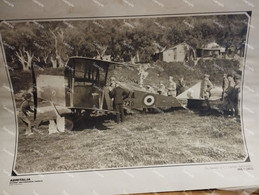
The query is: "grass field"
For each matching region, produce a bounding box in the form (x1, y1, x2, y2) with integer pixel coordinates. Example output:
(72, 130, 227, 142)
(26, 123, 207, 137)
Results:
(15, 109, 247, 174)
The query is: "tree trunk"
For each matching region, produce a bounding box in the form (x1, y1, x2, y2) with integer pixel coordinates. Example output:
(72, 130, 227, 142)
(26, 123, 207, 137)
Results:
(25, 51, 34, 70)
(15, 49, 33, 71)
(50, 56, 57, 68)
(50, 30, 64, 68)
(23, 65, 30, 71)
(56, 54, 64, 68)
(35, 56, 41, 63)
(43, 52, 49, 64)
(135, 51, 140, 63)
(130, 56, 135, 64)
(96, 45, 107, 59)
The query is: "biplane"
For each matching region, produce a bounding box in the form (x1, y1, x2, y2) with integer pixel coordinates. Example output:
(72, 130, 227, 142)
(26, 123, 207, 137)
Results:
(35, 57, 184, 130)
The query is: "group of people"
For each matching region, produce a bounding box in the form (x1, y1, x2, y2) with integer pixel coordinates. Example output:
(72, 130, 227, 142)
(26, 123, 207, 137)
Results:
(222, 73, 241, 117)
(157, 76, 177, 97)
(108, 75, 188, 123)
(200, 72, 241, 117)
(146, 76, 187, 97)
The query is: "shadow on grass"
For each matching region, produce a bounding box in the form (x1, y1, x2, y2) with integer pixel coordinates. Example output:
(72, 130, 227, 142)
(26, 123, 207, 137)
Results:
(137, 107, 186, 115)
(73, 114, 114, 131)
(195, 108, 223, 117)
(186, 99, 229, 117)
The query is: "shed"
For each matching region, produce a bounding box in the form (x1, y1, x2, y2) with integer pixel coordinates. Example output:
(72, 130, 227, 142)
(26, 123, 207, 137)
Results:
(196, 42, 225, 58)
(154, 42, 195, 62)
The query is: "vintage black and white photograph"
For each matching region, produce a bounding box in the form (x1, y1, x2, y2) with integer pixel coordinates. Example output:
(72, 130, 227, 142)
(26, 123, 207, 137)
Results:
(0, 13, 249, 174)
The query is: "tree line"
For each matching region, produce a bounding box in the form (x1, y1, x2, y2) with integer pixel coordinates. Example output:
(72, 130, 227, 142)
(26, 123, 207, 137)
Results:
(0, 14, 248, 71)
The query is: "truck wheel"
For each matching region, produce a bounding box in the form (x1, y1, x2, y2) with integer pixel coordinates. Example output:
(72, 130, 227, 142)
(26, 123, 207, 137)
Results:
(65, 117, 74, 131)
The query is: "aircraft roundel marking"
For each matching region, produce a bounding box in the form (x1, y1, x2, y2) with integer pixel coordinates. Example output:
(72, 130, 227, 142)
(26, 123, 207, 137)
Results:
(143, 94, 156, 106)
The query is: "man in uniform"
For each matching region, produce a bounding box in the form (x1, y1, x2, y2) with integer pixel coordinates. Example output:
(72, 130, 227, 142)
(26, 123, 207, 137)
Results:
(233, 74, 241, 118)
(223, 74, 235, 116)
(157, 81, 167, 96)
(221, 73, 229, 101)
(19, 92, 34, 135)
(104, 76, 117, 110)
(227, 74, 235, 88)
(200, 74, 213, 99)
(109, 82, 130, 123)
(167, 76, 177, 97)
(200, 74, 213, 110)
(109, 76, 116, 90)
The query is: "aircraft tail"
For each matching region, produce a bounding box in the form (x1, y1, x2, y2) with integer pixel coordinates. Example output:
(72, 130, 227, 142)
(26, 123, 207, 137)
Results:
(176, 81, 202, 100)
(176, 81, 222, 101)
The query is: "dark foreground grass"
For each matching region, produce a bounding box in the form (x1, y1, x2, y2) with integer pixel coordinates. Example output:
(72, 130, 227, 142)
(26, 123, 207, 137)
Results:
(15, 110, 247, 173)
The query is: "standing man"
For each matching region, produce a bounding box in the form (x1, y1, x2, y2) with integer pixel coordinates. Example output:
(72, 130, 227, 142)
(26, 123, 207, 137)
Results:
(227, 74, 235, 88)
(200, 74, 213, 110)
(104, 76, 117, 111)
(109, 76, 116, 90)
(109, 82, 130, 123)
(19, 92, 34, 135)
(233, 74, 241, 118)
(221, 73, 229, 101)
(157, 81, 167, 96)
(167, 76, 177, 97)
(223, 74, 235, 116)
(200, 74, 213, 99)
